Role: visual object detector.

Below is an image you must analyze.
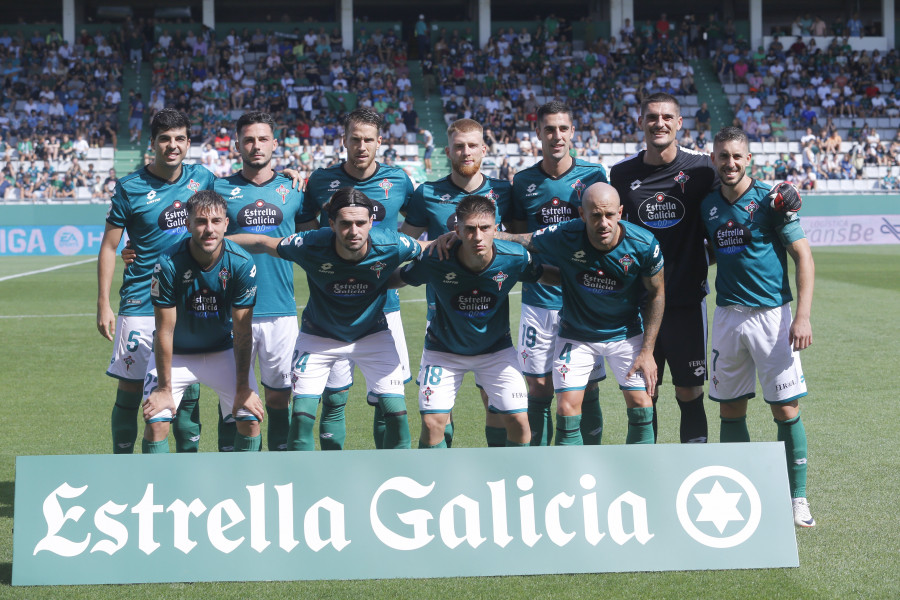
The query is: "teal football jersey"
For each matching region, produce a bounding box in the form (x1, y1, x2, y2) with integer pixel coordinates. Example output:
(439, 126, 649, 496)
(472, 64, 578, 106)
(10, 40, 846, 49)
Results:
(400, 239, 542, 355)
(151, 238, 257, 354)
(701, 179, 806, 308)
(276, 227, 422, 342)
(300, 161, 415, 313)
(106, 163, 217, 316)
(219, 172, 303, 317)
(529, 219, 663, 343)
(511, 158, 608, 309)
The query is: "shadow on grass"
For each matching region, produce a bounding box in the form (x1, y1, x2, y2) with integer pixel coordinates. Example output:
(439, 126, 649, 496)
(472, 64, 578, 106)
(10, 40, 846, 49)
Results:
(0, 480, 12, 518)
(0, 562, 10, 585)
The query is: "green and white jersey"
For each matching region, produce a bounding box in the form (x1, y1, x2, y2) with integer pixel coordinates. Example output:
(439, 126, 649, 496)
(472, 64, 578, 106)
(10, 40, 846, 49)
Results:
(218, 172, 303, 318)
(530, 219, 663, 343)
(300, 161, 415, 313)
(106, 163, 217, 316)
(404, 173, 513, 318)
(150, 238, 257, 355)
(400, 239, 543, 356)
(404, 174, 512, 238)
(701, 179, 806, 308)
(511, 158, 608, 310)
(276, 227, 422, 343)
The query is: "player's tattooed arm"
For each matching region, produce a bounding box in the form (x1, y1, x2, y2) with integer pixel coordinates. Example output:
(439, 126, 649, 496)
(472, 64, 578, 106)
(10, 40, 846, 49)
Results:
(97, 223, 125, 341)
(785, 238, 814, 351)
(228, 233, 282, 257)
(232, 306, 265, 421)
(143, 305, 176, 420)
(627, 268, 665, 397)
(494, 230, 537, 252)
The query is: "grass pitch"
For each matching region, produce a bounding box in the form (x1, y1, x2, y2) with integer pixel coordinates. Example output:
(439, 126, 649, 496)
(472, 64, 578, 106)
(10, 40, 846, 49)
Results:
(1, 245, 898, 598)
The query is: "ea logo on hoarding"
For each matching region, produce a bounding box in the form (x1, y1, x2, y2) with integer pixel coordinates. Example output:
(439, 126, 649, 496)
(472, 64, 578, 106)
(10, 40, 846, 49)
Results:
(53, 226, 84, 256)
(676, 466, 761, 548)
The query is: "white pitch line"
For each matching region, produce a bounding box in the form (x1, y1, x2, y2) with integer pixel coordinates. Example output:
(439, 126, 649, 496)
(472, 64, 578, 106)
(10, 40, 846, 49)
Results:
(0, 257, 97, 282)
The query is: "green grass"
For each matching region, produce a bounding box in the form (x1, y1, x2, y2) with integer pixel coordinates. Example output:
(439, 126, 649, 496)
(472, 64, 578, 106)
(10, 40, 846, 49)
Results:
(1, 245, 899, 598)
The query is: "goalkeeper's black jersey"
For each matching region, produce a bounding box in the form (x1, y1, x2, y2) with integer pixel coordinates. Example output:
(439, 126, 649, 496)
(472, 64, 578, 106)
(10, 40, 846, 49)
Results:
(610, 146, 720, 307)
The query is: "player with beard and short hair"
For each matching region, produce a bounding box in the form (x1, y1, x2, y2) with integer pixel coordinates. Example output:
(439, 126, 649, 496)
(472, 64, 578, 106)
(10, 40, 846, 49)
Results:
(142, 190, 262, 452)
(391, 195, 559, 448)
(297, 108, 416, 450)
(510, 101, 609, 446)
(230, 189, 428, 450)
(400, 118, 512, 447)
(610, 92, 719, 444)
(702, 126, 816, 527)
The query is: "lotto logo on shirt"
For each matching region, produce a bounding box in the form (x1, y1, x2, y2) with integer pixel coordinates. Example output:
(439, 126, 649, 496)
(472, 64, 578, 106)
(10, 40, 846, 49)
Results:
(714, 220, 752, 254)
(637, 193, 685, 229)
(453, 289, 497, 318)
(326, 278, 374, 297)
(576, 269, 622, 295)
(537, 198, 577, 226)
(238, 200, 284, 233)
(188, 288, 222, 318)
(157, 201, 188, 234)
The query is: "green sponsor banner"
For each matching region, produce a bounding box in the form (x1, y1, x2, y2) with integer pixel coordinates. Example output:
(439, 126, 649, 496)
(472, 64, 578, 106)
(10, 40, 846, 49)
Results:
(13, 444, 798, 585)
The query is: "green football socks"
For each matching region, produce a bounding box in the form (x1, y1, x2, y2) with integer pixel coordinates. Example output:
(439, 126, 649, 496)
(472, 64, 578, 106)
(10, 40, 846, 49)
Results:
(111, 389, 142, 454)
(172, 383, 201, 453)
(580, 388, 603, 445)
(217, 403, 237, 452)
(141, 439, 169, 454)
(266, 405, 290, 451)
(379, 395, 410, 449)
(319, 390, 348, 450)
(234, 432, 261, 452)
(485, 425, 507, 447)
(527, 395, 554, 446)
(777, 413, 809, 498)
(626, 407, 655, 444)
(555, 414, 583, 445)
(418, 437, 447, 449)
(444, 418, 454, 448)
(372, 403, 386, 449)
(720, 415, 751, 443)
(288, 395, 319, 451)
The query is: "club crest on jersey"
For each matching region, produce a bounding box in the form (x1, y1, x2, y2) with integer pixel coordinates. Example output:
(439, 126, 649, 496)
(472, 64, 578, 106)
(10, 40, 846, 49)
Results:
(521, 349, 529, 361)
(275, 184, 290, 204)
(618, 254, 634, 273)
(746, 199, 759, 221)
(124, 355, 135, 371)
(492, 271, 508, 290)
(187, 179, 201, 192)
(218, 268, 231, 290)
(485, 188, 499, 204)
(571, 179, 586, 199)
(370, 260, 387, 278)
(422, 387, 433, 404)
(558, 364, 570, 380)
(379, 178, 393, 198)
(674, 170, 690, 193)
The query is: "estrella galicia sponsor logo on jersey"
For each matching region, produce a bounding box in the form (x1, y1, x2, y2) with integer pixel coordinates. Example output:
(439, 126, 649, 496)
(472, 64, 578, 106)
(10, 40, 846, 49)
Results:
(576, 268, 621, 295)
(238, 200, 283, 233)
(188, 288, 222, 318)
(537, 197, 576, 226)
(638, 193, 685, 228)
(453, 289, 496, 318)
(158, 200, 188, 234)
(714, 220, 751, 254)
(327, 278, 374, 297)
(370, 199, 387, 224)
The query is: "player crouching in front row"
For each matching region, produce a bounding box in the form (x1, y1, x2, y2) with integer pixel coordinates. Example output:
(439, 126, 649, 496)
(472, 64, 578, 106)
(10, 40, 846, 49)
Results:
(142, 190, 264, 452)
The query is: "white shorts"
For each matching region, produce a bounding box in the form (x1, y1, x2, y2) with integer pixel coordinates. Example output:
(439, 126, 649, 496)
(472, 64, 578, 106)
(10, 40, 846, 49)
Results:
(106, 315, 155, 382)
(418, 347, 528, 414)
(519, 304, 605, 382)
(552, 334, 647, 392)
(710, 304, 807, 404)
(251, 315, 298, 390)
(142, 349, 260, 423)
(292, 329, 406, 400)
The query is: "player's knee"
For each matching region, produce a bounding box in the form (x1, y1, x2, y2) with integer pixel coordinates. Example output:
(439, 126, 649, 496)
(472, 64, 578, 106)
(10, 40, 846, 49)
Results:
(675, 386, 704, 402)
(264, 388, 291, 410)
(719, 399, 749, 419)
(623, 390, 653, 408)
(236, 420, 260, 437)
(145, 421, 170, 441)
(119, 379, 143, 394)
(526, 376, 553, 398)
(770, 400, 799, 422)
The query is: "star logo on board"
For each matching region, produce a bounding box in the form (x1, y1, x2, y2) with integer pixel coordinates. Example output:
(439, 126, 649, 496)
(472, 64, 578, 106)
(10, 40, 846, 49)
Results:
(492, 271, 508, 290)
(275, 184, 290, 204)
(370, 261, 387, 278)
(676, 466, 762, 548)
(674, 170, 690, 193)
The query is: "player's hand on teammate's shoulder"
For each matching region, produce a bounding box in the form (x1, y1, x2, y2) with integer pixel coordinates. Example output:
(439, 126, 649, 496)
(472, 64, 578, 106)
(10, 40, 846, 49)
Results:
(120, 240, 136, 265)
(233, 388, 265, 422)
(789, 316, 813, 351)
(767, 181, 802, 213)
(143, 388, 175, 421)
(427, 231, 458, 260)
(282, 168, 304, 190)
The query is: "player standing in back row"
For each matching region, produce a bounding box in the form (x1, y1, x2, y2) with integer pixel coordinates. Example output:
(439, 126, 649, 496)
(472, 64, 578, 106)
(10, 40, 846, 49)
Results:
(511, 101, 609, 446)
(610, 92, 719, 444)
(703, 126, 816, 527)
